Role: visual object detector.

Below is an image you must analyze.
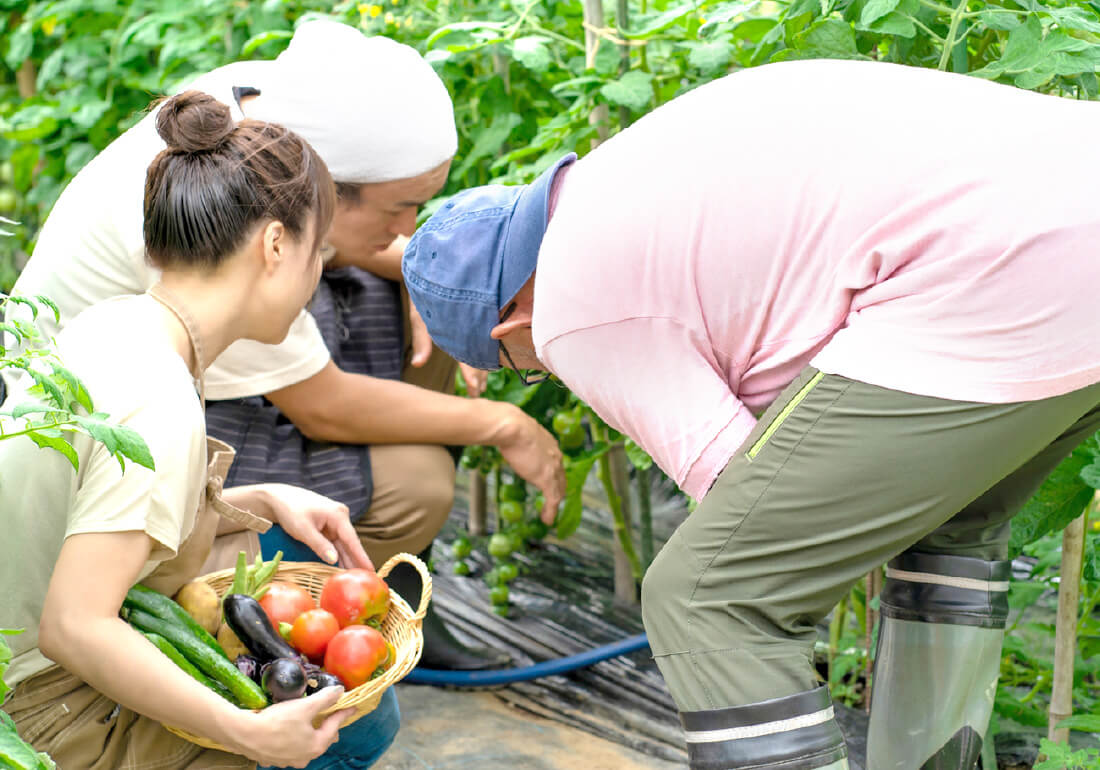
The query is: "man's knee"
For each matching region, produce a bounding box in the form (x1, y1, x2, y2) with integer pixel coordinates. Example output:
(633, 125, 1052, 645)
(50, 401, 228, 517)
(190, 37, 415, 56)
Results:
(366, 444, 455, 541)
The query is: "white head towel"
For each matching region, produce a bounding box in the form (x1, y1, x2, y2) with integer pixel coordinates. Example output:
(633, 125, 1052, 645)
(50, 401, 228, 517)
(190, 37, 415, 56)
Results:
(247, 19, 457, 184)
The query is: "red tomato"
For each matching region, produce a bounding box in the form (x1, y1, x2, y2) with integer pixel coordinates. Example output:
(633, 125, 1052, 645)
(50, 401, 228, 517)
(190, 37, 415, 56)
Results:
(288, 608, 340, 662)
(259, 582, 316, 628)
(319, 569, 390, 628)
(323, 625, 389, 689)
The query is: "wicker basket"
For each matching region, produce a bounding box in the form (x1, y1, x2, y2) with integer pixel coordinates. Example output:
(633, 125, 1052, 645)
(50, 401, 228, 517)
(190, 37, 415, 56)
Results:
(164, 552, 430, 751)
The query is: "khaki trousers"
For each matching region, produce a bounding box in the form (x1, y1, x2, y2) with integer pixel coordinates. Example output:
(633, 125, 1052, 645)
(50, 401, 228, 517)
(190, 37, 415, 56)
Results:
(641, 368, 1100, 711)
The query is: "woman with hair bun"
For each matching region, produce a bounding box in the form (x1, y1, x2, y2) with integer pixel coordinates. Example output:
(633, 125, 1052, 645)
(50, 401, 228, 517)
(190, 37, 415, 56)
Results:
(0, 91, 381, 769)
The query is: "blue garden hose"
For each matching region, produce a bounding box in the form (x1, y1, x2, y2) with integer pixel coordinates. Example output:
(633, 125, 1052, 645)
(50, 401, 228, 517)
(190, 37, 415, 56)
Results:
(404, 633, 650, 686)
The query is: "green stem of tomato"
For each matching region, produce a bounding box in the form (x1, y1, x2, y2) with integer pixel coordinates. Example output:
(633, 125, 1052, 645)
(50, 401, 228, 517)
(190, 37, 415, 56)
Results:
(592, 423, 642, 580)
(937, 0, 970, 71)
(638, 464, 654, 570)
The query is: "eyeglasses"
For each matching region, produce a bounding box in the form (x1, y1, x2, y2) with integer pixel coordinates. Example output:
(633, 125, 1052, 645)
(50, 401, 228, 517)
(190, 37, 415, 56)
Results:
(499, 302, 553, 386)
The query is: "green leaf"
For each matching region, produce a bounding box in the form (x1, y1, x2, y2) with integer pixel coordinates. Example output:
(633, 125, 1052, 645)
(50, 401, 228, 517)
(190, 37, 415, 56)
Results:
(859, 0, 900, 27)
(10, 402, 65, 420)
(26, 369, 65, 409)
(27, 431, 78, 471)
(9, 142, 39, 195)
(1084, 536, 1099, 583)
(732, 18, 779, 43)
(425, 20, 508, 50)
(868, 11, 916, 37)
(240, 29, 292, 57)
(1080, 459, 1100, 489)
(1057, 713, 1100, 732)
(1009, 436, 1099, 557)
(32, 296, 59, 324)
(599, 70, 655, 112)
(997, 14, 1044, 73)
(64, 143, 97, 177)
(1007, 579, 1047, 610)
(1014, 66, 1054, 90)
(623, 5, 698, 39)
(73, 415, 156, 472)
(976, 9, 1022, 31)
(699, 1, 760, 35)
(512, 36, 552, 73)
(4, 296, 38, 321)
(453, 111, 522, 183)
(0, 718, 55, 770)
(687, 39, 733, 72)
(70, 100, 110, 130)
(0, 106, 60, 143)
(1045, 6, 1100, 36)
(3, 22, 32, 71)
(782, 18, 862, 60)
(555, 450, 605, 540)
(624, 438, 653, 471)
(49, 362, 93, 412)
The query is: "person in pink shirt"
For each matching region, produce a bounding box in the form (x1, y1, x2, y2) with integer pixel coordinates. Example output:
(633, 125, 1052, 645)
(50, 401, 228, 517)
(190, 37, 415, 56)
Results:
(402, 59, 1100, 770)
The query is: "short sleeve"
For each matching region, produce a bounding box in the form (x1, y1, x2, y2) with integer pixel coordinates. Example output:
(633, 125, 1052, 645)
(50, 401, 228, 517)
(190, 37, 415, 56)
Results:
(203, 309, 331, 400)
(66, 382, 206, 559)
(538, 317, 757, 500)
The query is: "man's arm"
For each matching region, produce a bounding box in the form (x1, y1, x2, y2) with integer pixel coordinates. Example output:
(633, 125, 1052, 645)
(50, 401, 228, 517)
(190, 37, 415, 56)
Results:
(266, 361, 565, 512)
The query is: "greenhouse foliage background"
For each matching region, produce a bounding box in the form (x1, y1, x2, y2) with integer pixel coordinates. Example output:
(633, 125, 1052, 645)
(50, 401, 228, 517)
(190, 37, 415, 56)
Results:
(2, 0, 1100, 762)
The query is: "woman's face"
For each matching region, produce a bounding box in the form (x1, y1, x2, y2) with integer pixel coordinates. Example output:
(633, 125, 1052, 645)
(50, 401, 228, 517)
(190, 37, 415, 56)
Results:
(257, 217, 324, 344)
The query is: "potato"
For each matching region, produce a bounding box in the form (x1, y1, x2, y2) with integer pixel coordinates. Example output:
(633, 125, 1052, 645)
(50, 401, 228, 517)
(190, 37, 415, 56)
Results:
(173, 580, 220, 634)
(217, 622, 249, 660)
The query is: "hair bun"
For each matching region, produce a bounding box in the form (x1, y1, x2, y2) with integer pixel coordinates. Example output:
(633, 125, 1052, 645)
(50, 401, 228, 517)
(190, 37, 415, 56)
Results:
(156, 91, 234, 153)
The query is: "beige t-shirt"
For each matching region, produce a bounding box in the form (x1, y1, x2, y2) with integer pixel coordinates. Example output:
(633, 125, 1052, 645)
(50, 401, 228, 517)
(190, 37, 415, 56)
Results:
(8, 60, 330, 400)
(0, 295, 206, 686)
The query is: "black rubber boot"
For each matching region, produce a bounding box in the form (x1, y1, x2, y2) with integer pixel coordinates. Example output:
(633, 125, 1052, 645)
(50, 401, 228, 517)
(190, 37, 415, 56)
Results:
(387, 546, 511, 671)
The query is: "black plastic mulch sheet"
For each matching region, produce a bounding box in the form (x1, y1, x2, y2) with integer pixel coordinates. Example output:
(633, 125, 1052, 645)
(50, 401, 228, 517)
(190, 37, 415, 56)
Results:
(426, 503, 870, 769)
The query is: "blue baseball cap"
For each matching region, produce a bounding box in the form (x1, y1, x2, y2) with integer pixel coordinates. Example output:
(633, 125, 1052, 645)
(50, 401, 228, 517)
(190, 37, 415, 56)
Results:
(402, 153, 577, 371)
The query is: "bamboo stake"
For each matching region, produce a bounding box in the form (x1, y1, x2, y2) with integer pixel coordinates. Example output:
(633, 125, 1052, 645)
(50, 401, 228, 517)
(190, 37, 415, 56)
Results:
(1048, 510, 1088, 744)
(469, 469, 488, 536)
(17, 60, 36, 99)
(608, 444, 638, 604)
(864, 567, 883, 713)
(583, 0, 610, 148)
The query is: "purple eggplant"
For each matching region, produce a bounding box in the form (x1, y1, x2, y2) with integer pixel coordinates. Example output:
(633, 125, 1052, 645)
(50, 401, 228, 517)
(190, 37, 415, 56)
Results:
(261, 657, 308, 702)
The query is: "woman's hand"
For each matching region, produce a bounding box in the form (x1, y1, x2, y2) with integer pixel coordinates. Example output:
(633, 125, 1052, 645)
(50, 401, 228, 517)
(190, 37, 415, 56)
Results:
(490, 403, 565, 524)
(259, 484, 372, 570)
(227, 686, 353, 768)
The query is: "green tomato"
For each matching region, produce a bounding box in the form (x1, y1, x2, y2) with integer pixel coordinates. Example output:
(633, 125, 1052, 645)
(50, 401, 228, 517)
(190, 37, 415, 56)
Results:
(488, 532, 515, 559)
(451, 536, 472, 559)
(499, 481, 527, 502)
(489, 585, 510, 605)
(0, 162, 12, 184)
(498, 500, 524, 525)
(552, 411, 579, 437)
(453, 560, 471, 576)
(0, 188, 17, 212)
(558, 423, 585, 451)
(525, 520, 550, 541)
(497, 562, 519, 583)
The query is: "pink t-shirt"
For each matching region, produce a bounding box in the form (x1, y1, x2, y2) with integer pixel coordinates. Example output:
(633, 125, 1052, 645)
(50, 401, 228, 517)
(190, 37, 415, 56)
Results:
(533, 60, 1100, 500)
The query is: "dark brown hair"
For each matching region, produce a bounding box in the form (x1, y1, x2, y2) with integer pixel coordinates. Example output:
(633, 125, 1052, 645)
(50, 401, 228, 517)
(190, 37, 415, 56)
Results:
(144, 90, 335, 271)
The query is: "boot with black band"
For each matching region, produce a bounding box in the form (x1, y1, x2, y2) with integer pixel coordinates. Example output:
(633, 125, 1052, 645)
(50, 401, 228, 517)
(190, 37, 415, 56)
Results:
(867, 550, 1010, 769)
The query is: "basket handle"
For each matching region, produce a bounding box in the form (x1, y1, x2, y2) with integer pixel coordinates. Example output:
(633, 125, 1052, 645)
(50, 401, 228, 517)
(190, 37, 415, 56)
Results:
(378, 552, 431, 622)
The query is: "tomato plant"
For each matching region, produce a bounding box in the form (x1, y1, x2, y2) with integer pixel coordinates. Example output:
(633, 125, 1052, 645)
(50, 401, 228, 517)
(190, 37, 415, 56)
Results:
(320, 569, 390, 627)
(259, 582, 316, 628)
(324, 625, 389, 689)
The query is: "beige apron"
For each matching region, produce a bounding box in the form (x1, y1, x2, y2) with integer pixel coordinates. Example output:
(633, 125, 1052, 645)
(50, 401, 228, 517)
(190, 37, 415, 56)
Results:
(5, 286, 269, 769)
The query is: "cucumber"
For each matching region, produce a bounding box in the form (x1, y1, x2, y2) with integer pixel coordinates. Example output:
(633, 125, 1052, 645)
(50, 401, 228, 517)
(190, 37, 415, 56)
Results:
(124, 606, 268, 710)
(125, 584, 228, 660)
(141, 631, 236, 705)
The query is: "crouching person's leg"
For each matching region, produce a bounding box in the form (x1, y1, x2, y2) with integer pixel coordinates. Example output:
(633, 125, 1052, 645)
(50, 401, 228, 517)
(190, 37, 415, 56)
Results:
(259, 688, 400, 770)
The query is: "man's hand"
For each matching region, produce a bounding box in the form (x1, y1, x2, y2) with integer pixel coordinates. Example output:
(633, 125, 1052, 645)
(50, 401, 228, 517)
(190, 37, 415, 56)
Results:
(492, 404, 565, 524)
(458, 363, 488, 398)
(259, 484, 373, 570)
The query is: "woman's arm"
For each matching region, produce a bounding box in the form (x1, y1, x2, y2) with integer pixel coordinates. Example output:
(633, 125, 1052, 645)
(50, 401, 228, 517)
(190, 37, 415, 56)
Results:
(219, 485, 373, 569)
(38, 530, 351, 767)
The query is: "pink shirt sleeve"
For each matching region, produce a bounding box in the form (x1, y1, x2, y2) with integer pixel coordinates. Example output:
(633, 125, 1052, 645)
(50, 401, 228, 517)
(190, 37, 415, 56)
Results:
(538, 317, 758, 500)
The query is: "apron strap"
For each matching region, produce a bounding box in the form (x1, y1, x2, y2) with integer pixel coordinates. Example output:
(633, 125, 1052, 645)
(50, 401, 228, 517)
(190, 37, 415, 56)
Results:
(147, 283, 207, 406)
(206, 436, 271, 534)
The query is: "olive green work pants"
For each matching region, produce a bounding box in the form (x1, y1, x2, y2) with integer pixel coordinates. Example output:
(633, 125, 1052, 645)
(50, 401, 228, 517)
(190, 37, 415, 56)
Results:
(641, 368, 1100, 711)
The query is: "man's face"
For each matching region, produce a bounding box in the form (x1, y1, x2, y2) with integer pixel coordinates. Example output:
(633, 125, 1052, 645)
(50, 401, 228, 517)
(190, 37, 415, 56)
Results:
(326, 159, 452, 259)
